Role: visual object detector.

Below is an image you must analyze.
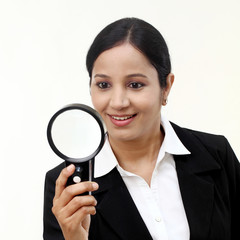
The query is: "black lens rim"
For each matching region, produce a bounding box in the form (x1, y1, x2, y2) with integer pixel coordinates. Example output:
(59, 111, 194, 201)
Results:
(47, 103, 105, 163)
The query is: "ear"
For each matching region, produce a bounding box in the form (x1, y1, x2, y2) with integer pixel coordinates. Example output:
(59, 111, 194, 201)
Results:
(162, 73, 174, 106)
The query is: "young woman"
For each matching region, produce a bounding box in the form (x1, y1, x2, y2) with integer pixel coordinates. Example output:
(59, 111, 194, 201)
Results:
(43, 18, 240, 240)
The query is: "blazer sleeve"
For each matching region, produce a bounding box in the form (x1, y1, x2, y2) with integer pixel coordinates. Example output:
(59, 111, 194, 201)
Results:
(183, 128, 240, 239)
(203, 135, 240, 239)
(222, 137, 240, 239)
(43, 163, 65, 240)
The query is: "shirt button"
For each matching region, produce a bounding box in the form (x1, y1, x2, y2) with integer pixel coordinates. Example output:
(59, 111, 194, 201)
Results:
(155, 217, 161, 222)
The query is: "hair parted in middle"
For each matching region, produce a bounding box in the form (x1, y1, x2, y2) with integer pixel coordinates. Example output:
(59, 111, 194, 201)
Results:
(86, 17, 171, 88)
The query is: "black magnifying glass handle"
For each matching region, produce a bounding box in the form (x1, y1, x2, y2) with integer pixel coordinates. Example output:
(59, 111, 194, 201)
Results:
(65, 159, 94, 186)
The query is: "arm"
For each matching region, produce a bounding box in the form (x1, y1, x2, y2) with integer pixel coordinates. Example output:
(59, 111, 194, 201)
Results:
(222, 138, 240, 239)
(43, 164, 65, 240)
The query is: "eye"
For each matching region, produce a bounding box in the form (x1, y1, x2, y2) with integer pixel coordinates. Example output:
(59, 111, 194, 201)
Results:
(128, 82, 145, 89)
(97, 82, 111, 89)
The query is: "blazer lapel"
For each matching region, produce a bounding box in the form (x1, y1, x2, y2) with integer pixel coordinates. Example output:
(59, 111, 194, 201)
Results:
(93, 168, 153, 240)
(172, 123, 221, 239)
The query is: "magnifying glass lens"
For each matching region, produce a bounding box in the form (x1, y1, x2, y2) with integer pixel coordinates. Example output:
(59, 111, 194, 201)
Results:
(51, 109, 102, 159)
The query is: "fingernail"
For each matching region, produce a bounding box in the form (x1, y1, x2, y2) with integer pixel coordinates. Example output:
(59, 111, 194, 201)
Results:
(92, 182, 99, 190)
(66, 164, 74, 172)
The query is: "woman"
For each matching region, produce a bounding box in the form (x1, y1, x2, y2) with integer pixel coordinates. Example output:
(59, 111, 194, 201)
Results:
(43, 18, 240, 240)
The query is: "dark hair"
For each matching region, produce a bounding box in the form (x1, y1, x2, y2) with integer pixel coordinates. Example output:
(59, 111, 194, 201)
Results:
(86, 17, 171, 88)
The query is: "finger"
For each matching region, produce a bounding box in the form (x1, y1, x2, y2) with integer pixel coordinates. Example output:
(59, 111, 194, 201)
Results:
(60, 182, 99, 206)
(69, 205, 97, 227)
(55, 164, 75, 199)
(82, 214, 91, 233)
(60, 195, 97, 219)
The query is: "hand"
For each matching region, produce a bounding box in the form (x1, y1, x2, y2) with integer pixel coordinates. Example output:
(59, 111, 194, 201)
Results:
(52, 164, 99, 240)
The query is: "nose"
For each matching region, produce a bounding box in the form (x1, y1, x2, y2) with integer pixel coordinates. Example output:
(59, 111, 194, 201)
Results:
(109, 88, 130, 110)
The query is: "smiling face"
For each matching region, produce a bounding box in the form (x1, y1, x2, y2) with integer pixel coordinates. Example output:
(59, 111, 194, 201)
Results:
(90, 43, 171, 143)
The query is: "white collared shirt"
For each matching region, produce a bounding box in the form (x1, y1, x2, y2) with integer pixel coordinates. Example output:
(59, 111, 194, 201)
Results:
(95, 115, 191, 240)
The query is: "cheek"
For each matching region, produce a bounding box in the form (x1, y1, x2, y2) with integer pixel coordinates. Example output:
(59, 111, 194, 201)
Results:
(90, 89, 98, 108)
(91, 95, 99, 111)
(91, 91, 107, 113)
(135, 89, 162, 110)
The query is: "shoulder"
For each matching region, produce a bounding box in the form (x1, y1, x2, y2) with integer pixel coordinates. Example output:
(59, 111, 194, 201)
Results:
(171, 122, 239, 174)
(45, 162, 65, 186)
(171, 122, 229, 154)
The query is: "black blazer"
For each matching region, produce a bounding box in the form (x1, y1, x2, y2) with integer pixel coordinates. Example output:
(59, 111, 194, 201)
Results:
(43, 123, 240, 240)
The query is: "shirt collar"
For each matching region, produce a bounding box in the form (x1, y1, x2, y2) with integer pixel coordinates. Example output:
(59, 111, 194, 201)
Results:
(160, 114, 190, 156)
(94, 137, 118, 178)
(94, 114, 190, 178)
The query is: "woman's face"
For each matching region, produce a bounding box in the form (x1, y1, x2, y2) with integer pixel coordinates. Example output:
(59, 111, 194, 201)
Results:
(90, 43, 171, 142)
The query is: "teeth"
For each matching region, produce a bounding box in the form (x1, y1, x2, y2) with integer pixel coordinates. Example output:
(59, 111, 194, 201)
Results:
(111, 115, 134, 121)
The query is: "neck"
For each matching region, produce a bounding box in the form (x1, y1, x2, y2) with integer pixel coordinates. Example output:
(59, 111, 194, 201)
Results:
(108, 126, 164, 174)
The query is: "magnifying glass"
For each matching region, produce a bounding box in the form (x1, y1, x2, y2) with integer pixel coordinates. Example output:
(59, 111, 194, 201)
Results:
(47, 103, 106, 191)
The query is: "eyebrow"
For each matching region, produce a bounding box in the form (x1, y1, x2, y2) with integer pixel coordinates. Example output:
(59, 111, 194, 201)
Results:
(94, 73, 148, 79)
(94, 74, 110, 79)
(126, 73, 148, 78)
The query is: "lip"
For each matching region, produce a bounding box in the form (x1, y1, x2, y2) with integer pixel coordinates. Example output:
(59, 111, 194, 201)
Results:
(108, 114, 137, 127)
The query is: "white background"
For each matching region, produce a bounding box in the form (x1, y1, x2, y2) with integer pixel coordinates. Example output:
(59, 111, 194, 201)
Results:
(0, 0, 239, 239)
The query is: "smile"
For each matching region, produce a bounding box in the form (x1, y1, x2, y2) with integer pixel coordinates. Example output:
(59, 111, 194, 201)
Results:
(111, 115, 136, 121)
(108, 114, 137, 127)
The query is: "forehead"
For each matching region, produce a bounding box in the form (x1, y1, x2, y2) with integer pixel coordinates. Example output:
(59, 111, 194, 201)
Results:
(92, 43, 155, 74)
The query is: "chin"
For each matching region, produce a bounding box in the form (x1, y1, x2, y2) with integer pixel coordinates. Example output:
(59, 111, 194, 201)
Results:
(108, 129, 140, 142)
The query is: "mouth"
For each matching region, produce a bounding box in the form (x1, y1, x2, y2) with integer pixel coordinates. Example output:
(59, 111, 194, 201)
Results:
(110, 114, 137, 121)
(108, 114, 137, 127)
